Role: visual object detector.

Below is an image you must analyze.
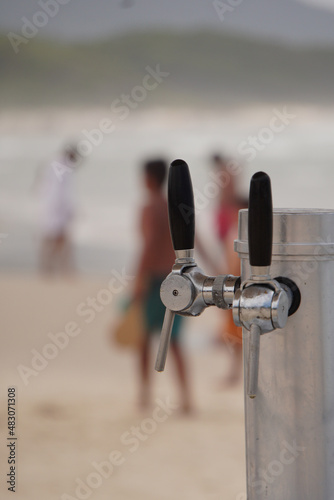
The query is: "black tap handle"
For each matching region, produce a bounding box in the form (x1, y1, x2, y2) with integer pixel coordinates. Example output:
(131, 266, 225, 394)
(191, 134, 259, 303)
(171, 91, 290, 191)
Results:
(168, 159, 195, 251)
(248, 172, 273, 268)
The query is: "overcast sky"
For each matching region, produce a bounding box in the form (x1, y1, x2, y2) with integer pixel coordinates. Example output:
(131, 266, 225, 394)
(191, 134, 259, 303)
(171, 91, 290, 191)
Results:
(299, 0, 334, 8)
(1, 0, 334, 45)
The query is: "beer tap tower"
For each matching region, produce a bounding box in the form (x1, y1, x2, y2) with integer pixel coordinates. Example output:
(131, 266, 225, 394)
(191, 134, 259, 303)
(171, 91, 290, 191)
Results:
(156, 159, 334, 500)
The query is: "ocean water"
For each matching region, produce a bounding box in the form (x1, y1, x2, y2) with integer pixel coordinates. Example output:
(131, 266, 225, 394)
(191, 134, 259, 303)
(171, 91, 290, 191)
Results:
(1, 106, 334, 275)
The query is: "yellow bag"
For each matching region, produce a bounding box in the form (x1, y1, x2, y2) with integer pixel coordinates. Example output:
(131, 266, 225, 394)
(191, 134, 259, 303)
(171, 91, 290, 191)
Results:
(112, 302, 145, 349)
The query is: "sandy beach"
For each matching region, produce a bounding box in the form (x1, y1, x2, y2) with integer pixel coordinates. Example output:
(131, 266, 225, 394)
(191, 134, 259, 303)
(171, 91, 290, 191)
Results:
(0, 274, 246, 500)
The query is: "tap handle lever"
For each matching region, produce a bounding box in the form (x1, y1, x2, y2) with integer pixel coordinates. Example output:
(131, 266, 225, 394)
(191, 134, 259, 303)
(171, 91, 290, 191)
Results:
(155, 309, 175, 373)
(247, 323, 261, 398)
(244, 172, 273, 397)
(248, 172, 273, 274)
(168, 159, 195, 253)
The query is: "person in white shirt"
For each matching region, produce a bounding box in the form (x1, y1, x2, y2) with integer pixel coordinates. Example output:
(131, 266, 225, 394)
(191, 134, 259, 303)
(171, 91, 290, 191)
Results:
(39, 144, 81, 275)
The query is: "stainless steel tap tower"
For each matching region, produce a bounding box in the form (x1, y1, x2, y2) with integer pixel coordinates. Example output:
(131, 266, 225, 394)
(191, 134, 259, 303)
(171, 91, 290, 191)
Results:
(155, 159, 334, 500)
(236, 208, 334, 500)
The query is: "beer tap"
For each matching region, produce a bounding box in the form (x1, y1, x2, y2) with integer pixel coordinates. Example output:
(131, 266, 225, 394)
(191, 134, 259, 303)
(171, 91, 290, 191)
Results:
(155, 159, 240, 372)
(155, 162, 300, 399)
(232, 172, 296, 398)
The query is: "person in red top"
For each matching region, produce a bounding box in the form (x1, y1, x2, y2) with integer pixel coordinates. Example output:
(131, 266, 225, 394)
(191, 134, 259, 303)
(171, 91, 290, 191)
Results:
(212, 154, 248, 387)
(133, 159, 191, 412)
(213, 154, 239, 241)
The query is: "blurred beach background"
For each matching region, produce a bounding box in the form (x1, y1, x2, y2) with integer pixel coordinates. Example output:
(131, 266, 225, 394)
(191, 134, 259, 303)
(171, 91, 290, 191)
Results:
(1, 0, 334, 499)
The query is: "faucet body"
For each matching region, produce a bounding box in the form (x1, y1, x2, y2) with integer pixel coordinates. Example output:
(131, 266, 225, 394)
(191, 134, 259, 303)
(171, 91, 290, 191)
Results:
(156, 164, 298, 400)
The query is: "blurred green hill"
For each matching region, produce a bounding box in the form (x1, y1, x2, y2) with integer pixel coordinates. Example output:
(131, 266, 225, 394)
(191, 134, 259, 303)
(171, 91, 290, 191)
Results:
(1, 30, 334, 108)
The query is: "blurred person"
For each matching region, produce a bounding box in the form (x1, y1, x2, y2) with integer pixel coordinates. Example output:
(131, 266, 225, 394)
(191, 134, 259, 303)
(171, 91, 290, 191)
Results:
(211, 154, 247, 387)
(133, 159, 191, 412)
(219, 197, 248, 387)
(212, 154, 239, 250)
(38, 144, 81, 275)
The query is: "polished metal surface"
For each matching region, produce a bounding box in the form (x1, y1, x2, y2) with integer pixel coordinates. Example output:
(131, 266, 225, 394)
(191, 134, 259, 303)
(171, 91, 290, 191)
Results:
(156, 258, 196, 371)
(250, 266, 271, 280)
(182, 266, 210, 316)
(157, 254, 242, 373)
(175, 249, 194, 260)
(160, 261, 240, 318)
(271, 286, 290, 329)
(236, 209, 334, 500)
(155, 308, 175, 372)
(247, 324, 261, 399)
(202, 276, 216, 306)
(233, 276, 291, 399)
(236, 209, 334, 258)
(156, 258, 210, 372)
(160, 274, 193, 311)
(212, 274, 240, 309)
(235, 284, 276, 333)
(222, 275, 241, 306)
(233, 277, 290, 332)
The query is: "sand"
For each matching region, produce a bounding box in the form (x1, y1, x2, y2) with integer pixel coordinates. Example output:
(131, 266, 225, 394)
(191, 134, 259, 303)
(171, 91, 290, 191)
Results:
(0, 274, 246, 500)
